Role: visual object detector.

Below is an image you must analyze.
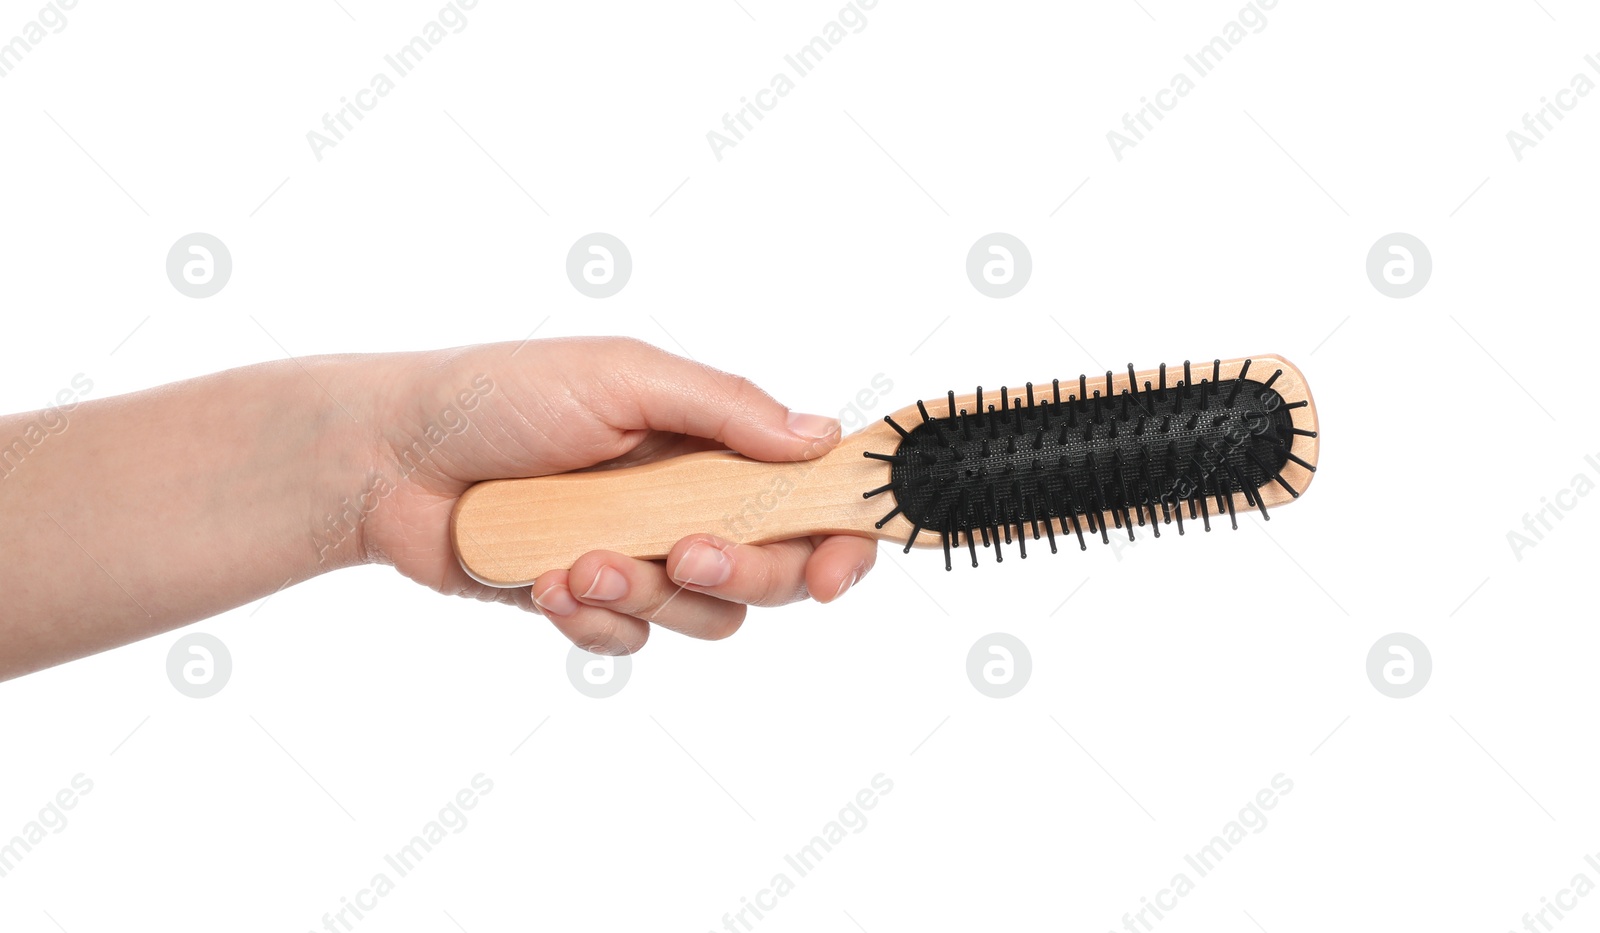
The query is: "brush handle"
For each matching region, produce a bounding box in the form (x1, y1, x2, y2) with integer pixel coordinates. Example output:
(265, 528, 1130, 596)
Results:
(450, 437, 888, 587)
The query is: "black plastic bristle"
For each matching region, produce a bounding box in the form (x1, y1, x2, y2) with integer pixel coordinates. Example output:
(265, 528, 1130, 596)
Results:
(1227, 360, 1251, 406)
(885, 415, 911, 439)
(1249, 449, 1299, 498)
(861, 361, 1304, 568)
(1274, 441, 1318, 472)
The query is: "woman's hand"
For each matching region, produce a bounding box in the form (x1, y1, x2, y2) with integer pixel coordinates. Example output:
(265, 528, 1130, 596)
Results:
(0, 336, 873, 679)
(358, 337, 878, 655)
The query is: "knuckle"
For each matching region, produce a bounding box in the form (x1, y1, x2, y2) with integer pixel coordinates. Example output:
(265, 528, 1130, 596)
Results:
(573, 615, 623, 654)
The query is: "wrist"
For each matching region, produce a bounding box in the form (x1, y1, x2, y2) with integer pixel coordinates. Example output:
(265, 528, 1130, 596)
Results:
(295, 353, 402, 573)
(323, 348, 501, 569)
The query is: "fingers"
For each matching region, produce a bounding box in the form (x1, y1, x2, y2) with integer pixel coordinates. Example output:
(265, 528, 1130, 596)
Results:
(665, 534, 878, 607)
(599, 339, 841, 463)
(803, 534, 879, 603)
(544, 553, 748, 643)
(666, 536, 812, 607)
(533, 533, 879, 655)
(531, 570, 652, 655)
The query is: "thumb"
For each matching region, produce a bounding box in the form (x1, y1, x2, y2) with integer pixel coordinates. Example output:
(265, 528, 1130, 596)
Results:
(601, 339, 841, 462)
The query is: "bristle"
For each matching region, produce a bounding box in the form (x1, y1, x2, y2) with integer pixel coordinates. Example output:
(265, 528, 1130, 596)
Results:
(1227, 359, 1251, 406)
(862, 358, 1309, 565)
(1275, 441, 1318, 472)
(1249, 449, 1299, 498)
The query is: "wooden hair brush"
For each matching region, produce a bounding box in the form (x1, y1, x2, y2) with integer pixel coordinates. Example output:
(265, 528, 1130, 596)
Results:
(451, 356, 1319, 586)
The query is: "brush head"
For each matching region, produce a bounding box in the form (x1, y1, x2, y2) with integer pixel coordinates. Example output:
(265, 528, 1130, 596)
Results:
(863, 359, 1318, 568)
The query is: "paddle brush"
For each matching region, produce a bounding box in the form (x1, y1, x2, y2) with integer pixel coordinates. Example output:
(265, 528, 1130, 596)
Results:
(451, 355, 1319, 586)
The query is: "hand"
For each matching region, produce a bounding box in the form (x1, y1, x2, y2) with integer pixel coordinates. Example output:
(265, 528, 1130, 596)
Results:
(358, 337, 878, 655)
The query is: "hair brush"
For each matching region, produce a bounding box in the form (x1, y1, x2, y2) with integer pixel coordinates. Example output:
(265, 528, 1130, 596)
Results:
(451, 355, 1319, 586)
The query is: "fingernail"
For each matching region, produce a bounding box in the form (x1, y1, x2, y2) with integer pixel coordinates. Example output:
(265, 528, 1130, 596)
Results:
(581, 566, 628, 602)
(674, 542, 732, 586)
(534, 583, 580, 616)
(787, 412, 840, 441)
(832, 562, 866, 601)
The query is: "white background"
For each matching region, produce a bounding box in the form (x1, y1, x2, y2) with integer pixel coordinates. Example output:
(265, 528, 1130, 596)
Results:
(3, 1, 1598, 931)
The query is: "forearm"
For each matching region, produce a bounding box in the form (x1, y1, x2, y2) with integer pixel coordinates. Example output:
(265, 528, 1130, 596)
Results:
(0, 357, 378, 680)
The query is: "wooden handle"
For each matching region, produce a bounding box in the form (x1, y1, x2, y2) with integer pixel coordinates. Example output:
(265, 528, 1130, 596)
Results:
(451, 432, 894, 587)
(451, 354, 1319, 587)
